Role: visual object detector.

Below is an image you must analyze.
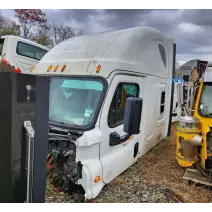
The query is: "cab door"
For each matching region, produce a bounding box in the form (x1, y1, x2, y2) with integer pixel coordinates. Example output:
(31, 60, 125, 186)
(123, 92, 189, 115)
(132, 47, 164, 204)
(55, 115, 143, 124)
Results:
(99, 74, 144, 184)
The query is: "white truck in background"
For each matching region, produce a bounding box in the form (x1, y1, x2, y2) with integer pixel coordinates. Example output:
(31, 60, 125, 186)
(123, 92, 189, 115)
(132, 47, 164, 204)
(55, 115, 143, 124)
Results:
(32, 27, 176, 200)
(0, 35, 49, 73)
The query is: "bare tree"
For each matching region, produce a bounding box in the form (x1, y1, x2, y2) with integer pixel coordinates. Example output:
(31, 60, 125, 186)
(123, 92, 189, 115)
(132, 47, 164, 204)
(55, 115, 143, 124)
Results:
(31, 24, 53, 47)
(51, 22, 84, 45)
(0, 12, 20, 36)
(0, 12, 4, 28)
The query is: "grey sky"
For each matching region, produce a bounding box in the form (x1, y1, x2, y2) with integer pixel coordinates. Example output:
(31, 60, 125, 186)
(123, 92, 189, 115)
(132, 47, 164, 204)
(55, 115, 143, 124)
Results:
(1, 9, 212, 64)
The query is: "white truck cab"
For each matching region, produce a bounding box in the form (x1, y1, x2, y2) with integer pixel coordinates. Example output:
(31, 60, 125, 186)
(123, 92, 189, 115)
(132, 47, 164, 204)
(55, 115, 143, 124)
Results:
(33, 27, 176, 200)
(0, 35, 49, 73)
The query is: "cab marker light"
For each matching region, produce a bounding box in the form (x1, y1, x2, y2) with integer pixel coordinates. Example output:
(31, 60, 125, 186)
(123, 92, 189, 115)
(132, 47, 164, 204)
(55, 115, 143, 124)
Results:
(14, 68, 21, 73)
(47, 65, 53, 72)
(94, 176, 101, 183)
(54, 65, 59, 72)
(61, 65, 66, 72)
(30, 65, 35, 72)
(96, 64, 101, 73)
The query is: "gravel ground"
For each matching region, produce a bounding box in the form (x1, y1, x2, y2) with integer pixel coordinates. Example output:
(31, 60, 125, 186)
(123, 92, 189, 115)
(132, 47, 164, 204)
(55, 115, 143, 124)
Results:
(46, 163, 175, 203)
(45, 124, 212, 203)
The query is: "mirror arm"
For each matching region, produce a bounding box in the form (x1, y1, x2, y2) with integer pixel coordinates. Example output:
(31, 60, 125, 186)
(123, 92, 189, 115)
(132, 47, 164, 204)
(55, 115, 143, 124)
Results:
(120, 133, 131, 142)
(109, 132, 132, 146)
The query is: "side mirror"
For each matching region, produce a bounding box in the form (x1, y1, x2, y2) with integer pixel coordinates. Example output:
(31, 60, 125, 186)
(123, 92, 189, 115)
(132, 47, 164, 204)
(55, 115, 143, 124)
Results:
(109, 97, 143, 147)
(123, 97, 143, 135)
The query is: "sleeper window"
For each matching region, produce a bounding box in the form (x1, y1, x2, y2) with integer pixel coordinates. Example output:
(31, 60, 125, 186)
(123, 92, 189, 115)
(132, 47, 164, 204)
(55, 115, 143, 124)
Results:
(160, 91, 165, 114)
(158, 44, 166, 67)
(108, 83, 139, 127)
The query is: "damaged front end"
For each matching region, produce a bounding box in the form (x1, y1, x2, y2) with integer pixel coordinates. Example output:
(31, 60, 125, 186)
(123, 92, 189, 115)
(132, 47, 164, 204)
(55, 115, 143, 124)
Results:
(45, 76, 107, 199)
(46, 126, 83, 192)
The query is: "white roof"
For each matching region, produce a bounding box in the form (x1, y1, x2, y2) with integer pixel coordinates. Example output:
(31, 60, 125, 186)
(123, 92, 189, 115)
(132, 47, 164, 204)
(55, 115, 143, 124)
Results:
(35, 27, 173, 79)
(1, 35, 50, 51)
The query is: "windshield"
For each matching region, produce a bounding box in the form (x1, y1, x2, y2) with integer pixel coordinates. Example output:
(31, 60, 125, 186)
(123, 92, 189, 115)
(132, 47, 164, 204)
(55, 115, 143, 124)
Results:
(49, 77, 105, 128)
(0, 38, 4, 56)
(199, 83, 212, 117)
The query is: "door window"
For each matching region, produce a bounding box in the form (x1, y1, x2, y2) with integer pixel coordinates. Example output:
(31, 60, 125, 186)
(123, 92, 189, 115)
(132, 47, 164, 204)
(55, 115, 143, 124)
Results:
(108, 83, 139, 127)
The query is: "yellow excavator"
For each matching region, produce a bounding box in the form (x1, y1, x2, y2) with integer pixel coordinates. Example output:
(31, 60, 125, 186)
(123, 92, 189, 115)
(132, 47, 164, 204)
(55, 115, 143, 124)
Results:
(176, 62, 212, 184)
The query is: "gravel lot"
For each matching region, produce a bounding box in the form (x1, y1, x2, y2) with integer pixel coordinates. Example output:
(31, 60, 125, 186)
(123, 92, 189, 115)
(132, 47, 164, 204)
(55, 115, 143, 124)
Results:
(45, 124, 212, 203)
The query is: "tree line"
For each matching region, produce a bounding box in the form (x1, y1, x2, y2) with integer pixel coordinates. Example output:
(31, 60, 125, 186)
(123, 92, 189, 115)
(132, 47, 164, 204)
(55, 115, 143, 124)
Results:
(0, 9, 84, 48)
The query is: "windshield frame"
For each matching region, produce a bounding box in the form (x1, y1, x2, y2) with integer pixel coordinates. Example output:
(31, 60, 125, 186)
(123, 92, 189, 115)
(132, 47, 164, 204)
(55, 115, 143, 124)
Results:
(198, 82, 212, 118)
(48, 75, 108, 131)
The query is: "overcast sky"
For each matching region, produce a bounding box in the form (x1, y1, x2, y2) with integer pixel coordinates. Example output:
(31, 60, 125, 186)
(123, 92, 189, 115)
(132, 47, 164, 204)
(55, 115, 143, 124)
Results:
(1, 9, 212, 65)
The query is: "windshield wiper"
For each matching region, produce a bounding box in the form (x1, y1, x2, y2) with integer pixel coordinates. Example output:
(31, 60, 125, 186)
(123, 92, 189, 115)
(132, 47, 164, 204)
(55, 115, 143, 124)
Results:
(59, 121, 80, 128)
(49, 118, 80, 128)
